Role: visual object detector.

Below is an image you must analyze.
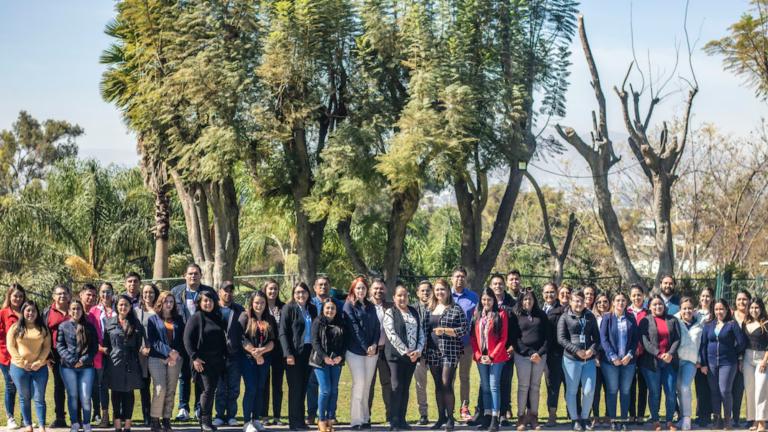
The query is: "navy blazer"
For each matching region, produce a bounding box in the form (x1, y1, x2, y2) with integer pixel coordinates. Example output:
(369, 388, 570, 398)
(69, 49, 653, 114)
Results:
(342, 300, 380, 356)
(699, 320, 747, 368)
(56, 319, 99, 368)
(146, 314, 185, 359)
(599, 312, 639, 363)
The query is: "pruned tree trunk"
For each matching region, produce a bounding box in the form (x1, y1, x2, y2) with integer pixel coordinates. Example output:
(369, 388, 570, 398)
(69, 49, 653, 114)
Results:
(652, 173, 675, 285)
(382, 184, 421, 289)
(152, 187, 171, 279)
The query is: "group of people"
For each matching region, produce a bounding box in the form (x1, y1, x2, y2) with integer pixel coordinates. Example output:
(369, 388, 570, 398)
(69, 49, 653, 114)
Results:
(1, 266, 768, 432)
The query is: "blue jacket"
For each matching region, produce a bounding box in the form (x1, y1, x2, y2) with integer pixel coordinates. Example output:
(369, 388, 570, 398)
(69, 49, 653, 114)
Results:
(600, 312, 639, 363)
(342, 300, 380, 356)
(56, 319, 98, 368)
(146, 314, 185, 359)
(699, 320, 747, 368)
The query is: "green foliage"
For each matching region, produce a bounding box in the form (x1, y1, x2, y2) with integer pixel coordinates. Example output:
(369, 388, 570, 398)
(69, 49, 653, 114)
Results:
(705, 0, 768, 101)
(0, 111, 81, 196)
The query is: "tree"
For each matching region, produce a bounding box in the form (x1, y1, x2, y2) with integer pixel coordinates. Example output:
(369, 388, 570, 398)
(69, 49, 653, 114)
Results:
(0, 111, 81, 197)
(705, 0, 768, 101)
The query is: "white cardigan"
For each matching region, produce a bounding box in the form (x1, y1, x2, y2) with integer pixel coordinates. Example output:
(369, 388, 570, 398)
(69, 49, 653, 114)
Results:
(674, 312, 704, 364)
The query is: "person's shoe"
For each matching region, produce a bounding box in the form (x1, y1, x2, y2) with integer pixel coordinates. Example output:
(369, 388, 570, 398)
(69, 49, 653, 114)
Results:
(361, 422, 371, 430)
(620, 422, 628, 431)
(176, 409, 190, 422)
(307, 417, 316, 426)
(227, 419, 239, 427)
(92, 415, 101, 425)
(70, 423, 81, 432)
(98, 411, 111, 428)
(444, 418, 455, 431)
(150, 418, 162, 432)
(461, 405, 472, 422)
(430, 417, 447, 430)
(609, 422, 618, 431)
(475, 415, 491, 430)
(467, 411, 482, 427)
(572, 421, 583, 431)
(212, 419, 225, 427)
(243, 422, 257, 432)
(652, 422, 661, 432)
(400, 423, 412, 430)
(546, 409, 557, 428)
(667, 421, 678, 432)
(7, 418, 19, 430)
(195, 408, 201, 421)
(162, 418, 173, 432)
(83, 425, 92, 432)
(583, 420, 594, 431)
(419, 416, 429, 426)
(517, 414, 528, 431)
(489, 416, 499, 432)
(530, 414, 541, 431)
(49, 419, 68, 429)
(681, 417, 691, 431)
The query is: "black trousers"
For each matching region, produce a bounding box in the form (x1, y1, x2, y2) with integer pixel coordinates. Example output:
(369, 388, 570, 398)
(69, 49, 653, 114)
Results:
(695, 368, 712, 421)
(629, 367, 648, 419)
(592, 367, 604, 417)
(430, 364, 458, 420)
(546, 354, 565, 410)
(111, 391, 135, 421)
(197, 366, 223, 420)
(286, 349, 312, 428)
(52, 357, 66, 420)
(732, 369, 744, 422)
(388, 358, 416, 426)
(140, 376, 151, 421)
(368, 348, 392, 422)
(179, 352, 202, 412)
(263, 354, 285, 419)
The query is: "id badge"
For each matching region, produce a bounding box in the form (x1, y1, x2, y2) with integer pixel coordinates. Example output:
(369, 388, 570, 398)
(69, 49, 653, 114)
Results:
(579, 334, 586, 344)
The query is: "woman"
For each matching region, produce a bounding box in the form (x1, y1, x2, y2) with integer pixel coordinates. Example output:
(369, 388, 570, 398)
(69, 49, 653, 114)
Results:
(279, 282, 318, 431)
(583, 286, 596, 311)
(146, 291, 185, 432)
(599, 292, 639, 431)
(638, 295, 681, 431)
(262, 279, 285, 426)
(309, 300, 347, 432)
(558, 286, 572, 311)
(742, 298, 768, 432)
(384, 284, 425, 431)
(7, 301, 50, 432)
(558, 290, 600, 431)
(700, 298, 747, 429)
(93, 282, 116, 428)
(241, 290, 276, 432)
(57, 299, 99, 432)
(694, 288, 714, 427)
(626, 284, 648, 425)
(591, 293, 610, 427)
(734, 290, 752, 427)
(104, 295, 146, 432)
(343, 277, 380, 430)
(135, 283, 159, 427)
(674, 297, 703, 431)
(425, 278, 469, 431)
(510, 291, 546, 431)
(0, 283, 26, 429)
(183, 291, 226, 432)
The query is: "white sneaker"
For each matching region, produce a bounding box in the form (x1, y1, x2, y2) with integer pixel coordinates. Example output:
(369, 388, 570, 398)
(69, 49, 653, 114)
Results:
(6, 418, 18, 430)
(212, 419, 225, 427)
(253, 420, 266, 432)
(244, 422, 258, 432)
(176, 408, 190, 421)
(681, 417, 691, 431)
(228, 419, 239, 426)
(70, 423, 80, 432)
(83, 425, 92, 432)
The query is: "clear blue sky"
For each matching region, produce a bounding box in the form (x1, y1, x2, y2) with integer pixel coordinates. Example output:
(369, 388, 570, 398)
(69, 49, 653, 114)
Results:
(0, 1, 764, 168)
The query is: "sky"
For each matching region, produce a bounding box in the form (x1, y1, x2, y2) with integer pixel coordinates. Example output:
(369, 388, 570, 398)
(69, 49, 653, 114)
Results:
(0, 1, 765, 173)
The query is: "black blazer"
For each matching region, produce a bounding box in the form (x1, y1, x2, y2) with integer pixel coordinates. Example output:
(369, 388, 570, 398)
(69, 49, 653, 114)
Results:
(544, 302, 566, 359)
(638, 314, 681, 371)
(279, 302, 318, 358)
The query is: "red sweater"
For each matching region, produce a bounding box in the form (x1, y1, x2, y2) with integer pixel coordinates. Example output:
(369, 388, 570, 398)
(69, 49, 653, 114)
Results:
(470, 310, 510, 363)
(0, 307, 20, 366)
(46, 305, 68, 351)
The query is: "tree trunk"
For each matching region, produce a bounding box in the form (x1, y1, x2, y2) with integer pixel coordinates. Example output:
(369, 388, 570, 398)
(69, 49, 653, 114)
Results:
(336, 218, 370, 276)
(383, 184, 421, 289)
(652, 173, 675, 286)
(152, 186, 171, 279)
(206, 177, 240, 288)
(456, 169, 523, 293)
(173, 175, 214, 285)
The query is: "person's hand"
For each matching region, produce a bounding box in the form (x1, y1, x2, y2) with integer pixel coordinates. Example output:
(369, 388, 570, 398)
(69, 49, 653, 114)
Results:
(99, 345, 108, 354)
(760, 361, 768, 373)
(74, 360, 83, 368)
(576, 349, 587, 360)
(613, 359, 622, 367)
(621, 355, 632, 366)
(333, 356, 342, 365)
(192, 358, 205, 372)
(141, 346, 150, 356)
(584, 349, 595, 359)
(531, 353, 541, 364)
(434, 327, 445, 336)
(367, 345, 377, 356)
(23, 361, 32, 371)
(286, 355, 295, 366)
(324, 356, 334, 365)
(700, 366, 708, 375)
(47, 359, 54, 368)
(506, 346, 515, 355)
(408, 351, 420, 363)
(169, 350, 179, 362)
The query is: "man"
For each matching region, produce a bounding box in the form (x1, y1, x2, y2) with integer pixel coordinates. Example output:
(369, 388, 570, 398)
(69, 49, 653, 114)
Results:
(213, 281, 246, 427)
(451, 266, 479, 422)
(306, 276, 343, 424)
(541, 282, 566, 426)
(659, 275, 680, 315)
(506, 270, 523, 301)
(91, 283, 116, 427)
(44, 285, 72, 428)
(469, 274, 515, 427)
(366, 278, 392, 426)
(124, 271, 142, 308)
(412, 280, 433, 425)
(171, 263, 218, 421)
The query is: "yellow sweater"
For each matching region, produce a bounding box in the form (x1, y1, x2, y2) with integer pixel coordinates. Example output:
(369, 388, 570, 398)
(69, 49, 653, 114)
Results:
(6, 322, 51, 370)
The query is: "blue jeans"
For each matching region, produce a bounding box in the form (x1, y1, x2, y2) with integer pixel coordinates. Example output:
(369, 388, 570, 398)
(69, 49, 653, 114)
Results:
(61, 367, 95, 425)
(676, 361, 696, 418)
(601, 361, 636, 419)
(477, 362, 505, 414)
(215, 354, 242, 421)
(707, 363, 738, 420)
(563, 357, 596, 420)
(314, 365, 341, 421)
(9, 365, 47, 427)
(242, 355, 271, 422)
(641, 362, 677, 422)
(0, 363, 17, 417)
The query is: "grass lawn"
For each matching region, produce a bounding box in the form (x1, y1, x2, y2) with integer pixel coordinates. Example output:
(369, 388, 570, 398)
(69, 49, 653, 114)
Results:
(0, 365, 722, 426)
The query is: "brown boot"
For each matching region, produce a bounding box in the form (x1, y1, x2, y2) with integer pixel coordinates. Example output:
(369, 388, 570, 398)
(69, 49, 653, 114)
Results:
(517, 414, 528, 431)
(317, 420, 326, 432)
(530, 414, 541, 430)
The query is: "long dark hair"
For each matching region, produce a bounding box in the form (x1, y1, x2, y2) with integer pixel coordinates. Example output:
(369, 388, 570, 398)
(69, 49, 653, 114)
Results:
(290, 282, 311, 305)
(246, 290, 273, 339)
(3, 283, 27, 310)
(69, 300, 91, 355)
(713, 298, 734, 322)
(514, 290, 543, 317)
(14, 301, 47, 339)
(745, 298, 768, 329)
(472, 288, 503, 337)
(116, 295, 140, 336)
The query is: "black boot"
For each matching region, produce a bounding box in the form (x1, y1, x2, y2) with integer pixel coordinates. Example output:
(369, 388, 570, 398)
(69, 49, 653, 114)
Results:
(150, 418, 162, 432)
(431, 416, 447, 430)
(476, 415, 491, 430)
(444, 418, 455, 431)
(468, 410, 482, 426)
(489, 416, 499, 432)
(162, 419, 173, 432)
(201, 416, 214, 432)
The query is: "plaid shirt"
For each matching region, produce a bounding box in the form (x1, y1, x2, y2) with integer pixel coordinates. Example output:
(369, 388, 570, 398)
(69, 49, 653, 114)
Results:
(425, 304, 469, 366)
